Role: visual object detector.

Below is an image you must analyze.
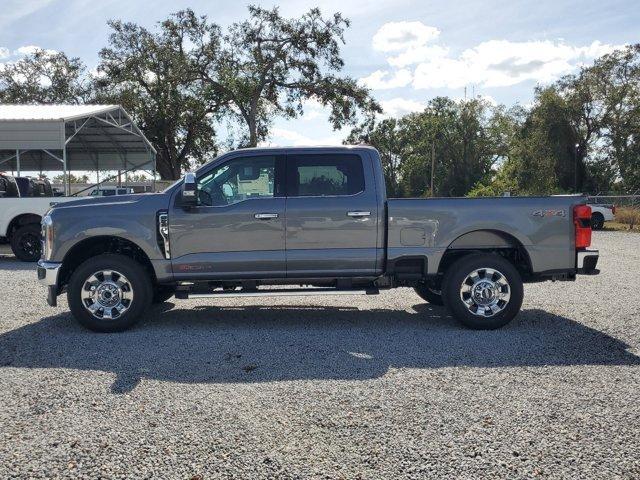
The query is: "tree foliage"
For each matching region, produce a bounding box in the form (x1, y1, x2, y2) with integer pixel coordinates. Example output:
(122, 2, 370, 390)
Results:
(348, 97, 507, 197)
(197, 5, 381, 147)
(95, 11, 223, 179)
(0, 49, 91, 103)
(474, 44, 640, 195)
(0, 8, 637, 191)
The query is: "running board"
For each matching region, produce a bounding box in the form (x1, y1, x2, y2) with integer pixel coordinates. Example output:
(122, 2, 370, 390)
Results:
(176, 287, 379, 300)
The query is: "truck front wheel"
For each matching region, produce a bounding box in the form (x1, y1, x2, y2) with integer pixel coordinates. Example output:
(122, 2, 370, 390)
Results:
(67, 254, 152, 332)
(10, 224, 41, 262)
(442, 254, 524, 330)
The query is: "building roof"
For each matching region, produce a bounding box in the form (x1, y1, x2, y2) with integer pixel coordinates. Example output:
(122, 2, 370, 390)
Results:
(0, 104, 156, 172)
(0, 104, 121, 122)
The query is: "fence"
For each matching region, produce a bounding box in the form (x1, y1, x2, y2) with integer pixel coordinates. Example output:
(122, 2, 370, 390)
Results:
(586, 194, 640, 207)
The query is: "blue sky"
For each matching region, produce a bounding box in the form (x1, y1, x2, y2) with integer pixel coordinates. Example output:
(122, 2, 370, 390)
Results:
(1, 0, 638, 150)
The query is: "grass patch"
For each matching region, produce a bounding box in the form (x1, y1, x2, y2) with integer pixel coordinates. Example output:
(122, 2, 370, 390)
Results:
(604, 207, 640, 232)
(603, 221, 640, 232)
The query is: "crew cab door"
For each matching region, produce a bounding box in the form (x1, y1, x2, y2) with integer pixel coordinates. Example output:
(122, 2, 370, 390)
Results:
(285, 152, 380, 277)
(169, 153, 286, 279)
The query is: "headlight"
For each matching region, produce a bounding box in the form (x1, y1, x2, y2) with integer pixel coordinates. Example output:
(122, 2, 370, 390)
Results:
(42, 215, 54, 260)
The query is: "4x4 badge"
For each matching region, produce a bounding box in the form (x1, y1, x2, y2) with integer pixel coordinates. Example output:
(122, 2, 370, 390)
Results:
(532, 209, 566, 218)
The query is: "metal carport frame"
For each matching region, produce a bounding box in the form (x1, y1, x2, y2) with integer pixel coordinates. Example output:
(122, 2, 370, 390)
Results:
(0, 105, 157, 195)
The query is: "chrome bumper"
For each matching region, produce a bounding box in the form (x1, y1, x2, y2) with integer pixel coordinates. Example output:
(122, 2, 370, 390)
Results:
(577, 249, 599, 274)
(37, 260, 61, 287)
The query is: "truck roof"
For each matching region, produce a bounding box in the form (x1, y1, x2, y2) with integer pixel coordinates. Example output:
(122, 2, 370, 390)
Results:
(230, 145, 378, 154)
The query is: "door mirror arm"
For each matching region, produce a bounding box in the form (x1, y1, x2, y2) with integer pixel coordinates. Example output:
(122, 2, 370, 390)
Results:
(181, 172, 198, 209)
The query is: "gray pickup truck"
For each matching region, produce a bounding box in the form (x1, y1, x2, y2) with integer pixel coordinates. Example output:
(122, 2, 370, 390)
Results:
(37, 146, 599, 332)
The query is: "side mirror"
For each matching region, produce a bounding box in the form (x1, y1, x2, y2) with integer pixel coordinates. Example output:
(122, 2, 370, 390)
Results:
(181, 172, 197, 208)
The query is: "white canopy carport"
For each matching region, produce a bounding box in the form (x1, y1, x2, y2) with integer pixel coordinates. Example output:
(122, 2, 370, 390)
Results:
(0, 104, 156, 194)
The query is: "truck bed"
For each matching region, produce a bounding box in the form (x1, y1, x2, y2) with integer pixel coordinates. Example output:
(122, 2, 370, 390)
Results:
(387, 196, 580, 275)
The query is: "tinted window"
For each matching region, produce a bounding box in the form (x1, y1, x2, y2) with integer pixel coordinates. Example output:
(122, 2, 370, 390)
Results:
(289, 154, 364, 197)
(197, 155, 276, 206)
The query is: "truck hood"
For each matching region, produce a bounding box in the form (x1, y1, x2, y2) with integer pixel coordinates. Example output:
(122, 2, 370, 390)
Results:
(50, 193, 160, 210)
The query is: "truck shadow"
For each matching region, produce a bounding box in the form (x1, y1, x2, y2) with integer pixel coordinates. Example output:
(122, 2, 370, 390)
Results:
(1, 303, 638, 394)
(0, 256, 34, 271)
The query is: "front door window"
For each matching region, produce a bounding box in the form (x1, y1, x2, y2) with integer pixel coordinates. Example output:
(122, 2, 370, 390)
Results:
(197, 156, 276, 206)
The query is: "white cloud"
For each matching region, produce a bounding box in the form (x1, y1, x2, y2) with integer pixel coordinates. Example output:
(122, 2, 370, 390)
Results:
(13, 45, 57, 56)
(15, 45, 40, 55)
(299, 97, 326, 120)
(413, 39, 621, 89)
(265, 128, 342, 147)
(359, 69, 412, 90)
(365, 21, 624, 92)
(380, 98, 426, 117)
(388, 44, 449, 68)
(478, 94, 497, 106)
(0, 47, 9, 59)
(372, 21, 440, 52)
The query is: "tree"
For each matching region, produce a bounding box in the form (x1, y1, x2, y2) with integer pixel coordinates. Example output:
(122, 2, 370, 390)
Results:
(346, 118, 403, 196)
(483, 45, 640, 196)
(198, 5, 381, 147)
(348, 97, 504, 197)
(0, 49, 91, 103)
(96, 10, 225, 179)
(586, 44, 640, 191)
(53, 173, 89, 183)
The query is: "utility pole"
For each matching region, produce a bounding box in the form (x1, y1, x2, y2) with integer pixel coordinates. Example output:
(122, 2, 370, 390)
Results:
(574, 143, 579, 193)
(430, 136, 435, 197)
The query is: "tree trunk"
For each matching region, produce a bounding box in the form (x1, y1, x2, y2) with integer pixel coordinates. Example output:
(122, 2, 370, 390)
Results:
(156, 152, 182, 180)
(247, 116, 258, 147)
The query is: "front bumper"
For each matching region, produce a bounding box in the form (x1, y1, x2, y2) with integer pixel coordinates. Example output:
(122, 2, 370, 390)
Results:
(37, 260, 62, 307)
(577, 249, 599, 275)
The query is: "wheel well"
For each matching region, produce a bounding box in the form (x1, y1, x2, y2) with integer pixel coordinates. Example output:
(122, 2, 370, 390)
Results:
(439, 230, 532, 281)
(7, 214, 41, 238)
(58, 236, 156, 289)
(591, 211, 604, 218)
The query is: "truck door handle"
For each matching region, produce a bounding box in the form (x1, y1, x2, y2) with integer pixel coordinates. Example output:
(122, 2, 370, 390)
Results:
(347, 211, 371, 217)
(254, 213, 279, 219)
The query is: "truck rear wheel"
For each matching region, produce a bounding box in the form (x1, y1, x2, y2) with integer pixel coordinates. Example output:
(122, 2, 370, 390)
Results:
(10, 224, 42, 262)
(442, 254, 523, 330)
(414, 283, 444, 305)
(67, 254, 152, 332)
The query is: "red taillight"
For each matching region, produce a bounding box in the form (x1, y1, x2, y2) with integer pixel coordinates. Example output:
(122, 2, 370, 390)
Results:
(573, 205, 592, 249)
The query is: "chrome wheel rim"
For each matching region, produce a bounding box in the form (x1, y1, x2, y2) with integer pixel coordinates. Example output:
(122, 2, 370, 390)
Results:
(81, 270, 134, 320)
(460, 268, 510, 317)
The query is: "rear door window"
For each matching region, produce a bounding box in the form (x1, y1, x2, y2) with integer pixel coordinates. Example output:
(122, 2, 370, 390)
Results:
(287, 154, 364, 197)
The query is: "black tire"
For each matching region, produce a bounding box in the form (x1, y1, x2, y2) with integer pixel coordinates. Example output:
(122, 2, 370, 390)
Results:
(67, 254, 152, 332)
(153, 285, 176, 304)
(442, 254, 524, 330)
(414, 283, 444, 306)
(591, 212, 605, 230)
(10, 224, 41, 262)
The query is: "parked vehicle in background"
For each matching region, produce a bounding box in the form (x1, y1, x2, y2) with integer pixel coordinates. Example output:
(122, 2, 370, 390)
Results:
(37, 146, 600, 333)
(88, 187, 135, 197)
(0, 173, 75, 261)
(587, 203, 615, 230)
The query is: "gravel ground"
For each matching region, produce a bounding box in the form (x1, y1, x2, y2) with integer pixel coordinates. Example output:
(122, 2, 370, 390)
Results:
(0, 232, 639, 479)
